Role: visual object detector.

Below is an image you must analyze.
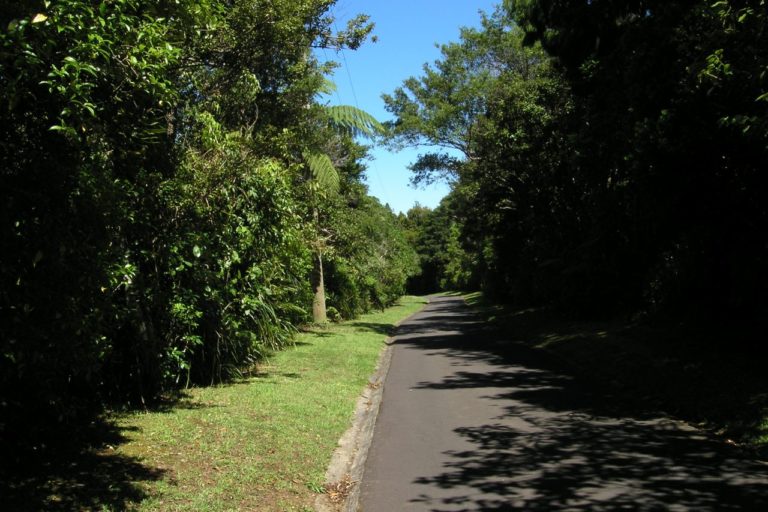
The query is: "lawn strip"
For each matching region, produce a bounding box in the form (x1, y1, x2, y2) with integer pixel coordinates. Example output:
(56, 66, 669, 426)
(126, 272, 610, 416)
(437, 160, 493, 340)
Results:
(113, 295, 427, 512)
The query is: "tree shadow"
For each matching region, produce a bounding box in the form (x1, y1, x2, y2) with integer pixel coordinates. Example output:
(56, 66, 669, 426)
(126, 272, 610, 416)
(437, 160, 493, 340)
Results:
(138, 390, 220, 414)
(393, 296, 768, 510)
(0, 386, 236, 511)
(298, 325, 336, 337)
(250, 370, 302, 380)
(1, 419, 166, 511)
(349, 322, 395, 336)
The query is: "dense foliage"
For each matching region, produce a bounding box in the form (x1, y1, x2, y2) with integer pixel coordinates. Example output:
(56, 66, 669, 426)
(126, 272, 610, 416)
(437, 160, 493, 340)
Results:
(401, 201, 477, 294)
(0, 0, 417, 448)
(394, 1, 768, 330)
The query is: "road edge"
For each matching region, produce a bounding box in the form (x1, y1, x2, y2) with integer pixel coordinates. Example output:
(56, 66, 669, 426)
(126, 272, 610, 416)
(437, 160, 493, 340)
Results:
(314, 298, 430, 512)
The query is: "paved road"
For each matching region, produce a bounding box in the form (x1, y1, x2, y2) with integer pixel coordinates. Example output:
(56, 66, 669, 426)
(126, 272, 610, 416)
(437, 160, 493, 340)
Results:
(359, 295, 768, 511)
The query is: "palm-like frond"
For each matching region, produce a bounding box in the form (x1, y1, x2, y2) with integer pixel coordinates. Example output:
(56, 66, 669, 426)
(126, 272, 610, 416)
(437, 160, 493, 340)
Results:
(318, 78, 338, 96)
(301, 105, 381, 196)
(303, 150, 340, 194)
(326, 105, 384, 138)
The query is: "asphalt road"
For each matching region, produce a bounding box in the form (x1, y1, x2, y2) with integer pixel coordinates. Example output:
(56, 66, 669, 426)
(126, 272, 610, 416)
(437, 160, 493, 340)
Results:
(358, 295, 768, 511)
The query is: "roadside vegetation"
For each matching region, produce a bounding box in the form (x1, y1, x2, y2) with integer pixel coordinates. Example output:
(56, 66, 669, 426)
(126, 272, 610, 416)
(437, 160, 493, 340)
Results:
(394, 1, 768, 452)
(1, 0, 419, 494)
(463, 292, 768, 453)
(0, 4, 424, 510)
(1, 296, 426, 511)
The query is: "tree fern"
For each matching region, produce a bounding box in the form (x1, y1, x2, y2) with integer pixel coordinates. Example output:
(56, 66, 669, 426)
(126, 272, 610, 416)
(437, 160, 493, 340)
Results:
(303, 150, 340, 194)
(325, 105, 384, 138)
(302, 105, 382, 195)
(304, 103, 382, 323)
(317, 77, 338, 96)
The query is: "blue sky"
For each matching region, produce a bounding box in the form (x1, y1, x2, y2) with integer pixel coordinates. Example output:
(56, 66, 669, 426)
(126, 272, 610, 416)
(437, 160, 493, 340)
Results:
(318, 0, 500, 214)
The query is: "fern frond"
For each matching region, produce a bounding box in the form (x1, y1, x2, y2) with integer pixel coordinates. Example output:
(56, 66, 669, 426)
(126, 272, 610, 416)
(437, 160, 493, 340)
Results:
(318, 78, 338, 96)
(303, 150, 340, 194)
(326, 105, 384, 138)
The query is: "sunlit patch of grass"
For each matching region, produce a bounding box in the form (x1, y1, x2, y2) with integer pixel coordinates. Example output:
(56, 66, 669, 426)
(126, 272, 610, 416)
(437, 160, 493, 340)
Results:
(756, 417, 768, 447)
(113, 296, 427, 511)
(462, 291, 483, 306)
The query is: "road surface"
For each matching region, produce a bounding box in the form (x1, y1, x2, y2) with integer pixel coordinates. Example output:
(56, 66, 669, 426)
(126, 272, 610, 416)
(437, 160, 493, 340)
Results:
(359, 295, 768, 511)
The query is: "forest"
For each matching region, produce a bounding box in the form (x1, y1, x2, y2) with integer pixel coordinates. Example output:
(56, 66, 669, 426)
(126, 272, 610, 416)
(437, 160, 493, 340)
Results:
(2, 0, 767, 468)
(398, 0, 768, 331)
(0, 0, 419, 451)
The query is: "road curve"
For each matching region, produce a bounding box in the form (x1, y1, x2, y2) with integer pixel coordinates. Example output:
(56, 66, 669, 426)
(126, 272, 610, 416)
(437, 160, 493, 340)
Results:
(358, 295, 768, 511)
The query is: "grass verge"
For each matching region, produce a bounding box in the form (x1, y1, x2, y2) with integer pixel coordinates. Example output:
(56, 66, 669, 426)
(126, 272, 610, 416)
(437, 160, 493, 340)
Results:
(463, 291, 768, 455)
(96, 295, 426, 512)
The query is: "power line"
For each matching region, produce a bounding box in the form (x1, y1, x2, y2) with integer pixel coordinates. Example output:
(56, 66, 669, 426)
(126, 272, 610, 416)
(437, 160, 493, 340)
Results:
(331, 14, 390, 206)
(321, 46, 344, 105)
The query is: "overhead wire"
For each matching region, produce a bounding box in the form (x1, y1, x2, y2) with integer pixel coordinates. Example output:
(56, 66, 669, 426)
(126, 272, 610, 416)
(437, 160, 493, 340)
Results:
(330, 6, 392, 208)
(320, 46, 344, 105)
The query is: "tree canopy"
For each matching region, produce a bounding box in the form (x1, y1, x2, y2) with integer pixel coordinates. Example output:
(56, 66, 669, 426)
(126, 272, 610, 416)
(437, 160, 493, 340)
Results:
(395, 0, 768, 329)
(0, 0, 417, 452)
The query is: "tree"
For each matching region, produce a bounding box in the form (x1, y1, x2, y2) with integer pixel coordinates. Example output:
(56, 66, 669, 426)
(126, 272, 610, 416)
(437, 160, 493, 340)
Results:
(387, 0, 768, 325)
(510, 0, 768, 319)
(1, 0, 409, 452)
(383, 6, 570, 301)
(382, 5, 546, 186)
(304, 104, 383, 323)
(1, 0, 188, 435)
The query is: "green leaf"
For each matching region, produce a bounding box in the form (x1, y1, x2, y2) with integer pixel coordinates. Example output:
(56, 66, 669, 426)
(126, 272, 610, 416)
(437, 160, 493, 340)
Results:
(325, 105, 383, 138)
(303, 151, 339, 194)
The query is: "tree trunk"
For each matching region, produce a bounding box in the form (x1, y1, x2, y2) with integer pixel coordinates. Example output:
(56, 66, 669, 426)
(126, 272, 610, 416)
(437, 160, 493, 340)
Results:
(312, 249, 327, 324)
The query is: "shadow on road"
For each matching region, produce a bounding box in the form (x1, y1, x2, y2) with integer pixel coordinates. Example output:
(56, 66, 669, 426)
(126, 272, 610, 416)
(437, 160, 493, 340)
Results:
(392, 296, 768, 510)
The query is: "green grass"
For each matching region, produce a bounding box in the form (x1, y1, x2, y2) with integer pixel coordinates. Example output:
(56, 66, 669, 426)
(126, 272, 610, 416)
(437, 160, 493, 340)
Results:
(462, 291, 768, 455)
(110, 296, 427, 511)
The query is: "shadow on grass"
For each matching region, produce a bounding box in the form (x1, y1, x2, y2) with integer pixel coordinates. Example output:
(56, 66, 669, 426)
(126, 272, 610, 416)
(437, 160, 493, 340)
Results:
(298, 327, 336, 338)
(138, 390, 220, 414)
(0, 386, 235, 511)
(250, 370, 302, 380)
(349, 321, 395, 336)
(1, 419, 165, 512)
(464, 294, 768, 452)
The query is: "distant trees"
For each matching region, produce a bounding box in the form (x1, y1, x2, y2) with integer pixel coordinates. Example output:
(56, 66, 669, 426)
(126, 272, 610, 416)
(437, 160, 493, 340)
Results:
(403, 201, 476, 294)
(392, 1, 768, 329)
(0, 0, 417, 446)
(326, 191, 419, 319)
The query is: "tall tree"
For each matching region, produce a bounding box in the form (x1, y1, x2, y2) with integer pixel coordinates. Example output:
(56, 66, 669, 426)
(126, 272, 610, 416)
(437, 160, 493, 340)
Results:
(0, 0, 409, 450)
(382, 5, 546, 186)
(303, 104, 383, 323)
(510, 0, 768, 318)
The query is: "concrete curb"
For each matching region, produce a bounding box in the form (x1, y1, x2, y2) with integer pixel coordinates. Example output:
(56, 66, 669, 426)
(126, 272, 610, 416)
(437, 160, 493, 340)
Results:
(313, 335, 396, 512)
(315, 300, 428, 512)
